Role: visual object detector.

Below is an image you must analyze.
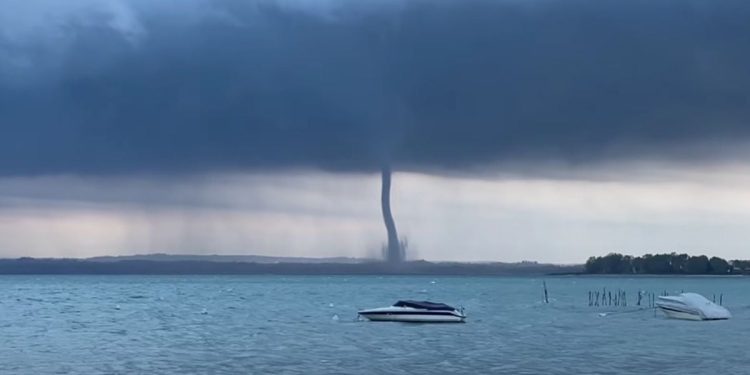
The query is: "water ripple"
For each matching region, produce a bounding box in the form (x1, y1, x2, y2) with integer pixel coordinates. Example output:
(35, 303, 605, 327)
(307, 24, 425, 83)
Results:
(0, 275, 746, 374)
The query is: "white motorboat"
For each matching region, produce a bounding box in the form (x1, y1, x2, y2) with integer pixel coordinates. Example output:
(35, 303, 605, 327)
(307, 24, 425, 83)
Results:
(358, 300, 466, 323)
(656, 293, 731, 321)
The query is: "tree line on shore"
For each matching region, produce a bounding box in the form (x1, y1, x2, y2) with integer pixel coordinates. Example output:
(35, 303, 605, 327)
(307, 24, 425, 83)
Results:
(585, 253, 750, 274)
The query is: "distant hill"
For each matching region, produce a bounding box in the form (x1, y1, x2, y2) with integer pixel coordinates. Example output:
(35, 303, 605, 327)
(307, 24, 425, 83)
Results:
(0, 255, 582, 275)
(86, 253, 366, 264)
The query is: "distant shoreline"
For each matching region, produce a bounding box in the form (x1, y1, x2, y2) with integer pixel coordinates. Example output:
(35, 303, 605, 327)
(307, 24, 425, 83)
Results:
(4, 253, 746, 276)
(551, 272, 746, 278)
(0, 257, 582, 276)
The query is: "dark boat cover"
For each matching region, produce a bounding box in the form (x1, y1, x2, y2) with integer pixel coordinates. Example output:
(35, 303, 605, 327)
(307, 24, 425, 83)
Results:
(393, 300, 456, 311)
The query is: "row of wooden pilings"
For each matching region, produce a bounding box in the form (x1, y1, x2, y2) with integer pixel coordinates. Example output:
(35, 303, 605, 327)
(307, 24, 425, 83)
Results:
(586, 288, 724, 307)
(540, 282, 725, 307)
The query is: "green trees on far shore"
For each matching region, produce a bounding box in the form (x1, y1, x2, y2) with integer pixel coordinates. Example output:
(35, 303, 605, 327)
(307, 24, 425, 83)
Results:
(584, 253, 742, 274)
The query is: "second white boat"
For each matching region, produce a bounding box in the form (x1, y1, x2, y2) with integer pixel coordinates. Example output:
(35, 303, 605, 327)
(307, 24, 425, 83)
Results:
(656, 292, 731, 321)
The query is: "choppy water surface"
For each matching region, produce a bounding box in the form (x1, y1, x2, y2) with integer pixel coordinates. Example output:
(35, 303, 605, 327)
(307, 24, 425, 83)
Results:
(1, 275, 748, 374)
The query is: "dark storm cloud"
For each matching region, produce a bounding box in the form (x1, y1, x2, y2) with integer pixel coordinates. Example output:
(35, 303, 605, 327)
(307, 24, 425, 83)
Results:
(2, 0, 750, 176)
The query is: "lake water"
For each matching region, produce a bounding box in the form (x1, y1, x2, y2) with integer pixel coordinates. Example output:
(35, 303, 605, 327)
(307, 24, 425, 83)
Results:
(1, 275, 748, 374)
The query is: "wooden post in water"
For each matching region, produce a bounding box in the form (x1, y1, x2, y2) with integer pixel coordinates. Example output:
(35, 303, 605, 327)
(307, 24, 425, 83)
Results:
(613, 291, 617, 307)
(615, 290, 619, 306)
(542, 281, 549, 304)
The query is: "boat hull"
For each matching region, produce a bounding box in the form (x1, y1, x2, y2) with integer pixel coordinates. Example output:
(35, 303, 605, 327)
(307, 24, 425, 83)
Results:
(359, 312, 465, 323)
(657, 306, 704, 321)
(358, 305, 466, 323)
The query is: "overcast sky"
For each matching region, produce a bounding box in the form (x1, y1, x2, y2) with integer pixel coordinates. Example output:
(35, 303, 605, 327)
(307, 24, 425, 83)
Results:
(2, 0, 750, 262)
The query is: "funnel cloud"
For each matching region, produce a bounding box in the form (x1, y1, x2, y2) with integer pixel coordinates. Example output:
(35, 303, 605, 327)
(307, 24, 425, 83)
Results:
(380, 167, 403, 262)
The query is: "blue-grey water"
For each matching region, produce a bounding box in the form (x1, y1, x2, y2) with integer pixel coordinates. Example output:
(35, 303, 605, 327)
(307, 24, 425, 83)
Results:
(1, 275, 748, 374)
